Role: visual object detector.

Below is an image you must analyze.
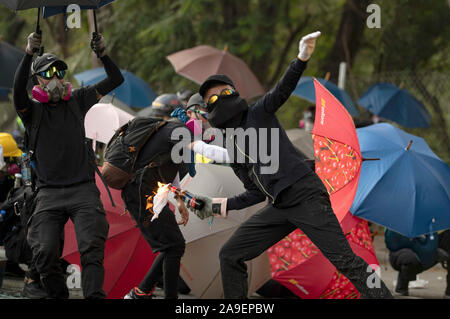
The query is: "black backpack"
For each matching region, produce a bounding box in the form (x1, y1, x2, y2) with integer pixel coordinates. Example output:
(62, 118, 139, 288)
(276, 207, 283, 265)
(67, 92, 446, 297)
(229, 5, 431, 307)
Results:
(0, 186, 35, 265)
(101, 117, 170, 190)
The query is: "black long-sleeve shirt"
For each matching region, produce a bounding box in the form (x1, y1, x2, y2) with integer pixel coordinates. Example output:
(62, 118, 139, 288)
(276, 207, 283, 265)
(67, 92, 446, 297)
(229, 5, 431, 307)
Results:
(13, 53, 124, 187)
(227, 58, 312, 211)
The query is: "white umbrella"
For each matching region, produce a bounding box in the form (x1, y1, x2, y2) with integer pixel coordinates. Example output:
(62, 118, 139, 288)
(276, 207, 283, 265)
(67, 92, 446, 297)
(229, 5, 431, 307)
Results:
(84, 103, 135, 147)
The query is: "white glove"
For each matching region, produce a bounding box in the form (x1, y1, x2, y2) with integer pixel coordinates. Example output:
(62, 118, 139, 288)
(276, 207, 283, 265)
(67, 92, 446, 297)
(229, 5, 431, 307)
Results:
(298, 31, 321, 62)
(26, 32, 42, 55)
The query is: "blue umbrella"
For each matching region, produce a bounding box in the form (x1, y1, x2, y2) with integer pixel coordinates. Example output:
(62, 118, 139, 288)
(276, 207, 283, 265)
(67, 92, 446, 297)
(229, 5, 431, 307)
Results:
(0, 40, 25, 89)
(292, 76, 359, 117)
(358, 83, 431, 128)
(350, 123, 450, 238)
(75, 68, 157, 108)
(42, 0, 114, 18)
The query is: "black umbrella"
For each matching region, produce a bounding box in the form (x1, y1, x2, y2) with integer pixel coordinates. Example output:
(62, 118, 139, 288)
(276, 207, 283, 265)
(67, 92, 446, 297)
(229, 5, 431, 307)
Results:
(0, 1, 110, 55)
(42, 0, 115, 57)
(0, 1, 101, 10)
(0, 39, 25, 89)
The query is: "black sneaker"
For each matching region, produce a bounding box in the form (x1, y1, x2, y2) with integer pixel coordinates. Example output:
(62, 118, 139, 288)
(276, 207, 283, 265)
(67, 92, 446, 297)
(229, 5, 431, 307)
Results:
(124, 287, 153, 299)
(22, 279, 48, 299)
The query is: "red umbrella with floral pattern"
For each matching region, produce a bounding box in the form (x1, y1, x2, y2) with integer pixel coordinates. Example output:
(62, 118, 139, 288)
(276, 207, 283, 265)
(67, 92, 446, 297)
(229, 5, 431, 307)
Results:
(267, 78, 378, 298)
(311, 78, 364, 222)
(268, 212, 379, 299)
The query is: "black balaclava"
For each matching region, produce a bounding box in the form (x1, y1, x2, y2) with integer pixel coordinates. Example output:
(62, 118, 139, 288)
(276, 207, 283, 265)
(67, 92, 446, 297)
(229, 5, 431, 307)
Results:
(207, 93, 248, 129)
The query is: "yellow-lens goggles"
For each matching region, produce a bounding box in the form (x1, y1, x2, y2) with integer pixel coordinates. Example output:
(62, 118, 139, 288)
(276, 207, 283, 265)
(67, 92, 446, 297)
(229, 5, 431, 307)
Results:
(207, 88, 236, 105)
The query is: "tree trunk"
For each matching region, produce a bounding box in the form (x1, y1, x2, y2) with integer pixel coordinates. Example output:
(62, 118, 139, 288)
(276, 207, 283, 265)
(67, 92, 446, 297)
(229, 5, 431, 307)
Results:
(267, 13, 311, 88)
(3, 11, 26, 47)
(246, 2, 281, 89)
(320, 0, 370, 83)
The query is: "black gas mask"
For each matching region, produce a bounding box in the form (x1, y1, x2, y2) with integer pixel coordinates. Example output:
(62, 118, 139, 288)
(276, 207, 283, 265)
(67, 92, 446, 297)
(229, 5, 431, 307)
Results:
(206, 90, 248, 129)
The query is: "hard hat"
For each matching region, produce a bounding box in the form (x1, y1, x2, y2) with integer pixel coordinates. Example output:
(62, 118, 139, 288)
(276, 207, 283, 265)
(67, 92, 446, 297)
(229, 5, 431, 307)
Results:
(0, 133, 23, 157)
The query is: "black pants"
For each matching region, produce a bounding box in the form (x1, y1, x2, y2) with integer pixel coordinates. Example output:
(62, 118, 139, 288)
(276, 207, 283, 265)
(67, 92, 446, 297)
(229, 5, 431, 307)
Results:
(27, 182, 109, 299)
(390, 231, 450, 294)
(122, 175, 185, 299)
(219, 172, 393, 299)
(389, 248, 424, 292)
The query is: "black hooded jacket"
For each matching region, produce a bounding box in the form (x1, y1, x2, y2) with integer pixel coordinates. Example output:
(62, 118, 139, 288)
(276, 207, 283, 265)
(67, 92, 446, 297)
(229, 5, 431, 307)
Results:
(226, 58, 313, 211)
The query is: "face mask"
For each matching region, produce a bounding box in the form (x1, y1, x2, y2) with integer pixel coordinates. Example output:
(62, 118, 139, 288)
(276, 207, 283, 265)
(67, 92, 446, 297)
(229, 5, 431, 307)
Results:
(32, 79, 72, 103)
(186, 119, 203, 137)
(207, 94, 248, 129)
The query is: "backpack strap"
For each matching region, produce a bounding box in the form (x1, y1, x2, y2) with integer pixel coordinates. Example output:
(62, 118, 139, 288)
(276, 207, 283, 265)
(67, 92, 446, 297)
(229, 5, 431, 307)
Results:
(129, 120, 169, 173)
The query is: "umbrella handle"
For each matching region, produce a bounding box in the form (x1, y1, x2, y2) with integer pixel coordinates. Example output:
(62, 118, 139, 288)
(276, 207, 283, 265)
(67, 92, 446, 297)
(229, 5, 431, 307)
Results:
(92, 10, 100, 58)
(34, 8, 44, 56)
(92, 31, 101, 58)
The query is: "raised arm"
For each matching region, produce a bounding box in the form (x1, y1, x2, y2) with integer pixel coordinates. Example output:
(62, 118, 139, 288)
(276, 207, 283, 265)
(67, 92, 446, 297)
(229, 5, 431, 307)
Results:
(13, 32, 42, 116)
(90, 34, 124, 100)
(76, 34, 125, 114)
(254, 31, 321, 115)
(94, 55, 124, 99)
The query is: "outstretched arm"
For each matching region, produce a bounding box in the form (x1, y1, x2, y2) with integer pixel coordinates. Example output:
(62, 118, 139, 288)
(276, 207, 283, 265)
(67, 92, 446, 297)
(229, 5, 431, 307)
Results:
(226, 163, 267, 211)
(186, 163, 266, 220)
(190, 140, 231, 163)
(254, 31, 321, 115)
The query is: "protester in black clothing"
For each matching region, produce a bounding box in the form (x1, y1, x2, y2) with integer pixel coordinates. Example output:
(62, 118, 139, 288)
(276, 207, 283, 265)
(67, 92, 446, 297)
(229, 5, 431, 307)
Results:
(13, 31, 124, 299)
(189, 31, 393, 299)
(385, 229, 450, 298)
(122, 118, 191, 299)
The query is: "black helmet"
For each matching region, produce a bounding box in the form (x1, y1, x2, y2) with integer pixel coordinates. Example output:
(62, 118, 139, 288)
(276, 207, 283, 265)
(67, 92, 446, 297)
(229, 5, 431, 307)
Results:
(148, 93, 184, 118)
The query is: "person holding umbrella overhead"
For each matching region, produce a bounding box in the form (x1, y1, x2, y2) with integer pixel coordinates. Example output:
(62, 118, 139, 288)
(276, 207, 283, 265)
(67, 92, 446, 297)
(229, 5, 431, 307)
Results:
(13, 30, 124, 298)
(188, 31, 393, 299)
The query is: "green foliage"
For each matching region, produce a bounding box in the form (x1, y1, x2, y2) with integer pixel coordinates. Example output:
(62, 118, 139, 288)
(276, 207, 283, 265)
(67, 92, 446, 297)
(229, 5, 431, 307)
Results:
(0, 0, 449, 163)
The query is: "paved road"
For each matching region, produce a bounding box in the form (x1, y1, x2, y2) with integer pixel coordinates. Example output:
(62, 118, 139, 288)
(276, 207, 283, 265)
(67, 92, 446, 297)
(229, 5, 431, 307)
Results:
(1, 233, 448, 299)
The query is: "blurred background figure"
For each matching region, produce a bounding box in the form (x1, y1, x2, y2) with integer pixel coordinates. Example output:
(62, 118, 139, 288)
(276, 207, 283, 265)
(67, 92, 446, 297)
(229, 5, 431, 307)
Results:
(0, 133, 22, 202)
(299, 105, 315, 132)
(385, 229, 450, 298)
(0, 135, 26, 279)
(137, 93, 184, 119)
(176, 89, 193, 108)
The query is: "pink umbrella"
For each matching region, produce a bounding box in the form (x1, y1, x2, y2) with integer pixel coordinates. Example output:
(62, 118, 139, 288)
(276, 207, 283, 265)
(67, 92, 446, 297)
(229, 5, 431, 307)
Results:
(167, 45, 265, 100)
(84, 103, 135, 146)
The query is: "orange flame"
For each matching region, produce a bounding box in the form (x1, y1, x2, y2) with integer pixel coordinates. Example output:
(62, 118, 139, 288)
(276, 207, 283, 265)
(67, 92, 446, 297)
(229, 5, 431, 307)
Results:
(145, 182, 168, 215)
